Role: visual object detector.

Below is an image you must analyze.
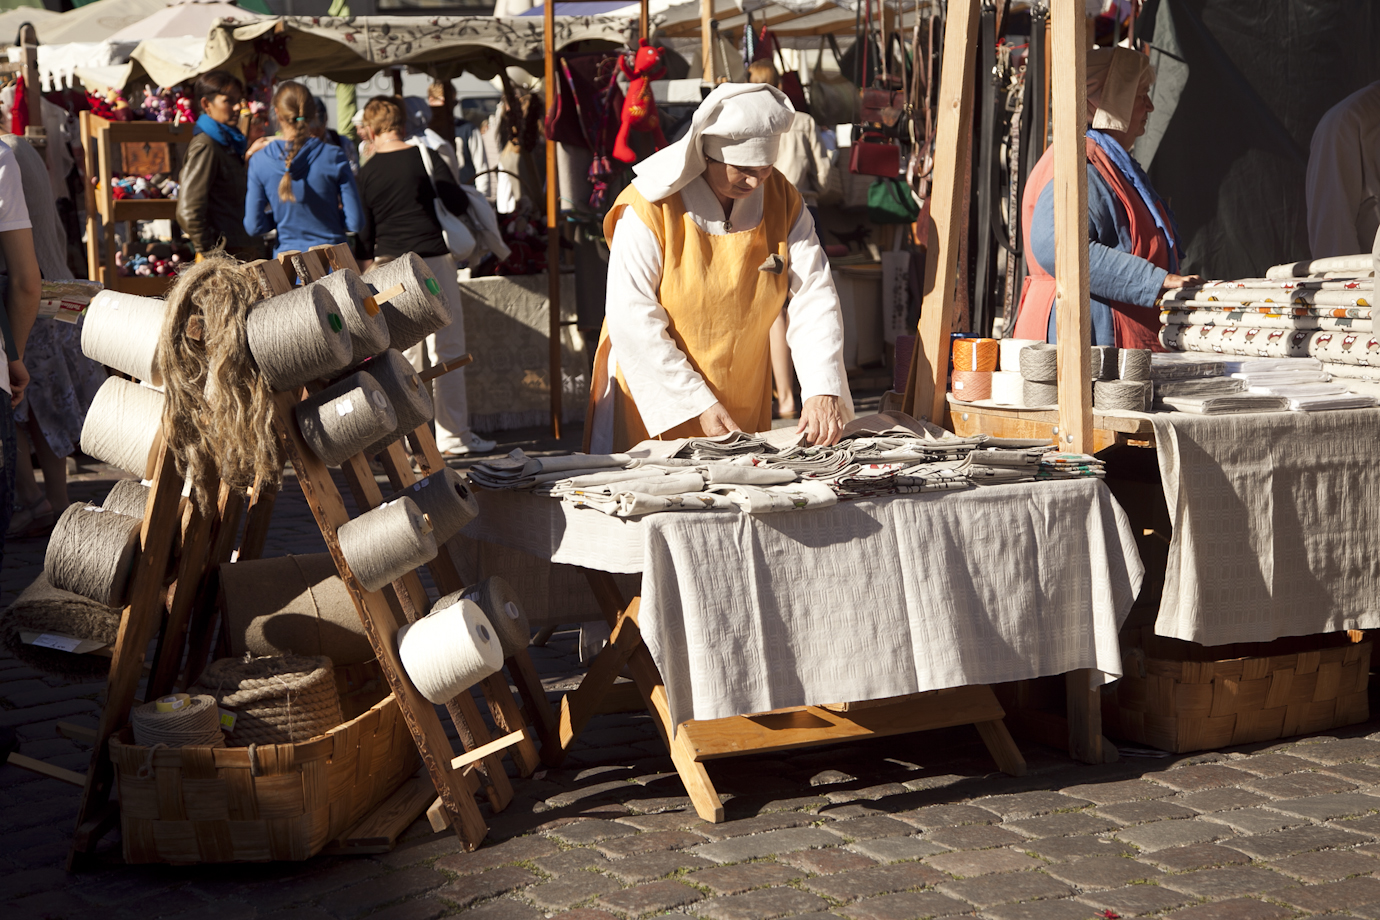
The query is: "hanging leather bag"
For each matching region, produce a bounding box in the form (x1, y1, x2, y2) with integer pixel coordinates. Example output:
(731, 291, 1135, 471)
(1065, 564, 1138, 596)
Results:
(867, 176, 920, 224)
(849, 129, 900, 178)
(809, 34, 858, 126)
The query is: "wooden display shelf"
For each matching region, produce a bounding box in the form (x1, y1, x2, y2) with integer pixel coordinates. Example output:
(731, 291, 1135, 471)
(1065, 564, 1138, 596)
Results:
(101, 276, 179, 297)
(946, 395, 1156, 451)
(106, 198, 178, 223)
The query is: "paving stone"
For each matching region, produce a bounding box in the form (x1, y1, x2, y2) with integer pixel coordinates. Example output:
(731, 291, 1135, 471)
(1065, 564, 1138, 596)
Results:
(1270, 875, 1380, 912)
(526, 873, 625, 911)
(691, 827, 842, 864)
(973, 792, 1093, 820)
(1043, 856, 1161, 890)
(1269, 792, 1380, 820)
(1290, 738, 1380, 764)
(897, 804, 1001, 829)
(1024, 836, 1134, 863)
(924, 824, 1026, 851)
(535, 850, 614, 876)
(1150, 764, 1257, 792)
(1094, 800, 1196, 825)
(937, 871, 1073, 908)
(1340, 814, 1380, 836)
(838, 890, 970, 920)
(1114, 817, 1225, 851)
(695, 813, 822, 842)
(1268, 848, 1380, 882)
(1223, 823, 1370, 859)
(924, 848, 1042, 878)
(446, 898, 546, 920)
(1245, 770, 1358, 799)
(547, 782, 636, 809)
(431, 867, 537, 911)
(1230, 753, 1318, 776)
(806, 863, 948, 901)
(598, 829, 708, 859)
(603, 852, 712, 884)
(1324, 763, 1380, 786)
(1073, 884, 1191, 917)
(436, 836, 561, 876)
(595, 880, 702, 917)
(1161, 899, 1293, 920)
(1001, 813, 1119, 839)
(1199, 806, 1310, 835)
(824, 816, 917, 840)
(1171, 788, 1269, 813)
(787, 914, 848, 920)
(364, 899, 448, 920)
(551, 820, 644, 845)
(780, 848, 879, 875)
(812, 770, 858, 786)
(546, 911, 621, 920)
(847, 837, 949, 864)
(687, 864, 805, 896)
(694, 887, 829, 920)
(323, 868, 448, 917)
(1158, 866, 1294, 899)
(979, 899, 1102, 920)
(1059, 780, 1173, 805)
(617, 814, 712, 833)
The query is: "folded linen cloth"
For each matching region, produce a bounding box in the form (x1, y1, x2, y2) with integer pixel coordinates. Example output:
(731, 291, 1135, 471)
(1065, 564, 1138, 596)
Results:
(701, 462, 798, 485)
(469, 449, 634, 490)
(566, 490, 737, 517)
(549, 471, 707, 498)
(677, 431, 779, 459)
(1286, 393, 1377, 411)
(1154, 377, 1244, 398)
(710, 480, 838, 513)
(1159, 394, 1290, 414)
(1150, 353, 1226, 380)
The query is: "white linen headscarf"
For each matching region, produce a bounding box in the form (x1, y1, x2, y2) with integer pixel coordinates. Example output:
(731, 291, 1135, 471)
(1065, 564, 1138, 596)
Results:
(631, 82, 796, 203)
(1086, 47, 1155, 132)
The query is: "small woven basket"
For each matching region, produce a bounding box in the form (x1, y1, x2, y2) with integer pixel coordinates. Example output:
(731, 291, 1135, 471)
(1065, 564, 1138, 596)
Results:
(110, 690, 419, 863)
(1104, 628, 1371, 753)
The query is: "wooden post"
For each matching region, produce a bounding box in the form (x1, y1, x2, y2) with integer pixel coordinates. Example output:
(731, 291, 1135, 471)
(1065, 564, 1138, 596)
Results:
(18, 24, 44, 162)
(903, 0, 980, 424)
(702, 0, 715, 85)
(641, 0, 650, 40)
(544, 0, 562, 440)
(1050, 0, 1091, 455)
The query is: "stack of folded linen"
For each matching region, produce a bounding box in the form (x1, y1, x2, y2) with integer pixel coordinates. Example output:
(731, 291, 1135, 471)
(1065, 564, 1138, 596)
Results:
(1035, 453, 1106, 480)
(1158, 394, 1290, 414)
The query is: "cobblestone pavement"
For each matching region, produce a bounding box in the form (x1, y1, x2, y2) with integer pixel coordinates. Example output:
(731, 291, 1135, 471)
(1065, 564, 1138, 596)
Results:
(7, 429, 1380, 920)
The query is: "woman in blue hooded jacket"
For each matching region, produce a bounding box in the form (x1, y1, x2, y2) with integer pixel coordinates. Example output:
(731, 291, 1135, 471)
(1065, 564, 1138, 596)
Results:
(244, 81, 363, 255)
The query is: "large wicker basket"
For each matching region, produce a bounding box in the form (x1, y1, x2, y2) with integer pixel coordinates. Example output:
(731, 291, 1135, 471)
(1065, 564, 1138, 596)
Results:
(110, 690, 420, 863)
(1104, 628, 1371, 753)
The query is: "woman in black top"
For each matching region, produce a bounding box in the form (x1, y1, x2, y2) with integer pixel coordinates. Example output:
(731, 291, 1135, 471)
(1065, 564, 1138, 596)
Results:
(357, 95, 493, 455)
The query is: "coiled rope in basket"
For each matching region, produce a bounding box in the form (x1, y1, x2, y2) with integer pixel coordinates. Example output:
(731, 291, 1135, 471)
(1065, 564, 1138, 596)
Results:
(191, 655, 343, 745)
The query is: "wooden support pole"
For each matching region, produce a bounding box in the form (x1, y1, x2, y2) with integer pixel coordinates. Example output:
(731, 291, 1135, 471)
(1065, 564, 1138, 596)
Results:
(641, 0, 650, 40)
(1050, 0, 1091, 454)
(19, 24, 45, 161)
(903, 0, 980, 424)
(702, 0, 715, 84)
(544, 0, 563, 441)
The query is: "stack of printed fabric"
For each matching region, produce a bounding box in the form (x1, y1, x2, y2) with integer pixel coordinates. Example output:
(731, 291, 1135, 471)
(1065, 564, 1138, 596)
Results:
(1035, 453, 1106, 480)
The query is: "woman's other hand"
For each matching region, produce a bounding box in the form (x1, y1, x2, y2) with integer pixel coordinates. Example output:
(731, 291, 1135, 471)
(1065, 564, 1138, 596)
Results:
(698, 402, 742, 437)
(797, 394, 843, 446)
(1161, 273, 1203, 291)
(245, 136, 273, 160)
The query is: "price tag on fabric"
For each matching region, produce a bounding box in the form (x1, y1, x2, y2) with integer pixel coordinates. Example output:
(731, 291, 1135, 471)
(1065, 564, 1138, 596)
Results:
(218, 708, 237, 732)
(31, 633, 82, 652)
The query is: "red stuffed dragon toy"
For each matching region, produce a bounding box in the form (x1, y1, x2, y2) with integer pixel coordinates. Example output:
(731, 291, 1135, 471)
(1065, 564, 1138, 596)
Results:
(612, 39, 667, 163)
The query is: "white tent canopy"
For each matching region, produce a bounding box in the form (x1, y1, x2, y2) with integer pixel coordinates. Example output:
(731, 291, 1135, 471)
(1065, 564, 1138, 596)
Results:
(36, 0, 172, 44)
(108, 0, 262, 43)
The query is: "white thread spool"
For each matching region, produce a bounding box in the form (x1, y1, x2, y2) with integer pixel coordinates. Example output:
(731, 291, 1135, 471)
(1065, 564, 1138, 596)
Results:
(81, 377, 165, 477)
(338, 498, 438, 592)
(397, 598, 502, 704)
(45, 503, 142, 607)
(999, 338, 1042, 373)
(310, 270, 390, 366)
(989, 371, 1026, 406)
(81, 291, 166, 385)
(102, 479, 151, 519)
(359, 350, 435, 457)
(294, 371, 399, 466)
(363, 254, 451, 352)
(247, 285, 353, 391)
(456, 576, 530, 658)
(381, 468, 477, 543)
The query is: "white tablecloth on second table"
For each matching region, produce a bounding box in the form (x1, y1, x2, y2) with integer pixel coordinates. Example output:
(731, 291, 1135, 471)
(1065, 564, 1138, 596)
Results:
(461, 480, 1144, 728)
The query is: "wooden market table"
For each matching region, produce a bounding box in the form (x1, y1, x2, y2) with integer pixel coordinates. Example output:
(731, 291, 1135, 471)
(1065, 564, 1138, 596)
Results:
(945, 396, 1156, 451)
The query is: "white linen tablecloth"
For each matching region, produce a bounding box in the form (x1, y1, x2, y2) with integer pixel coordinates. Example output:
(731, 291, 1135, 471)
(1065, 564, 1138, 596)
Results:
(1150, 408, 1380, 646)
(461, 480, 1145, 727)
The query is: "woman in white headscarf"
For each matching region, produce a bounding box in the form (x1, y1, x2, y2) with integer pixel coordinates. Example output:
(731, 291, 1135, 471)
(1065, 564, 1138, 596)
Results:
(589, 83, 851, 453)
(1013, 47, 1199, 349)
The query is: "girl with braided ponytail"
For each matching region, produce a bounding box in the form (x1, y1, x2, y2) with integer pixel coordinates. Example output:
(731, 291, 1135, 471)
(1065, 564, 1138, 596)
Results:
(244, 81, 363, 256)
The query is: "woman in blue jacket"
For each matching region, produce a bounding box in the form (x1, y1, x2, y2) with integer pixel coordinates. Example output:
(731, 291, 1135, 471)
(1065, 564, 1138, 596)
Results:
(244, 82, 363, 255)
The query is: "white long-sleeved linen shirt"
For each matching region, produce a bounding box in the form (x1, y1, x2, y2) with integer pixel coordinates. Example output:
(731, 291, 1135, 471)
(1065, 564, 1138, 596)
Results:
(1307, 81, 1380, 258)
(594, 174, 850, 447)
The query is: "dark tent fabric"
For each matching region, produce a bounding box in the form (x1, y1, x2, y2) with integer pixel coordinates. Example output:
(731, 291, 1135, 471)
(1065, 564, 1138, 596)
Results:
(1135, 0, 1380, 278)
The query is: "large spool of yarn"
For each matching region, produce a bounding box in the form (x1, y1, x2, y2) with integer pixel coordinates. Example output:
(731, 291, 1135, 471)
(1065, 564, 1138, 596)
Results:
(1023, 379, 1060, 407)
(102, 479, 150, 519)
(219, 554, 375, 665)
(246, 284, 353, 391)
(397, 598, 502, 704)
(0, 573, 121, 677)
(1095, 380, 1153, 412)
(192, 655, 343, 745)
(81, 290, 166, 385)
(989, 371, 1025, 406)
(1118, 348, 1152, 382)
(295, 371, 399, 466)
(130, 694, 225, 748)
(358, 349, 434, 457)
(81, 377, 164, 477)
(311, 269, 390, 365)
(1091, 346, 1119, 381)
(999, 338, 1042, 372)
(1019, 343, 1060, 382)
(381, 468, 477, 543)
(458, 575, 531, 658)
(338, 498, 438, 592)
(952, 338, 998, 372)
(950, 370, 993, 401)
(363, 254, 451, 352)
(45, 503, 142, 608)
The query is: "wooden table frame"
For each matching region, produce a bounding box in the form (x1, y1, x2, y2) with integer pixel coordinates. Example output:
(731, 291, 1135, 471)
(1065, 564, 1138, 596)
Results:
(549, 570, 1027, 823)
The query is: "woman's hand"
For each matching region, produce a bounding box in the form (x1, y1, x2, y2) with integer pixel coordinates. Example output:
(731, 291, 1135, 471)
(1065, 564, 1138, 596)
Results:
(245, 136, 273, 160)
(9, 359, 29, 408)
(797, 395, 843, 446)
(1161, 273, 1203, 291)
(698, 402, 742, 437)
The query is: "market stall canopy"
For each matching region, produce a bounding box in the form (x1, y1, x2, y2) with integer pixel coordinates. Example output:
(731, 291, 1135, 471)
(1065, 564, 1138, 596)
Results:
(0, 7, 58, 46)
(130, 13, 634, 88)
(108, 0, 263, 42)
(513, 0, 932, 39)
(36, 0, 172, 43)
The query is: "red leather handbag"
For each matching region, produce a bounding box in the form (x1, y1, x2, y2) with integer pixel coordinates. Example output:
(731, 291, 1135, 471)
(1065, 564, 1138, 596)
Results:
(849, 130, 901, 178)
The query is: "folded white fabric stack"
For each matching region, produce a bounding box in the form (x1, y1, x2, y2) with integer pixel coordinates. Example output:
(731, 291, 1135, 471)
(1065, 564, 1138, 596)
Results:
(1158, 394, 1290, 414)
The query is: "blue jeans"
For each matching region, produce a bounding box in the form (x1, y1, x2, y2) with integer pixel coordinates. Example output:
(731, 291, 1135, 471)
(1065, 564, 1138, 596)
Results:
(0, 395, 15, 572)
